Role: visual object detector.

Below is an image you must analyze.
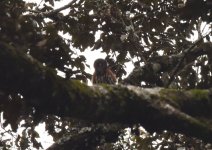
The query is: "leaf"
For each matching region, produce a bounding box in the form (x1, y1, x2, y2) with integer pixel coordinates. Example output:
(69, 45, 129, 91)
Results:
(92, 39, 102, 50)
(31, 137, 42, 149)
(120, 34, 128, 42)
(73, 33, 95, 50)
(117, 51, 127, 63)
(36, 39, 48, 47)
(48, 0, 54, 6)
(206, 35, 210, 42)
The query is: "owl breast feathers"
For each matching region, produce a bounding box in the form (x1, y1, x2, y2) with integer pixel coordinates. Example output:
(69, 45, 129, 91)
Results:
(93, 68, 116, 84)
(92, 59, 116, 84)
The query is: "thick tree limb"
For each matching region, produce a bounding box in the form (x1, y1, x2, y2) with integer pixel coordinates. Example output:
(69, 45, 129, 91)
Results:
(124, 42, 212, 86)
(165, 34, 211, 87)
(0, 42, 212, 142)
(47, 124, 120, 150)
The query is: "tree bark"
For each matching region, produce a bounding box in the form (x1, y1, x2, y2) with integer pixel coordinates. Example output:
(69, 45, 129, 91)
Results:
(124, 42, 212, 87)
(0, 42, 212, 142)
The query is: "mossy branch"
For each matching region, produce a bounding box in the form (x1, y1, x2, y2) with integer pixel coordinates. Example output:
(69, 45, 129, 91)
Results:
(0, 42, 212, 142)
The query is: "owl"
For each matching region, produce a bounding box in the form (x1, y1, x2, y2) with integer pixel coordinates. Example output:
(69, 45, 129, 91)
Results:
(92, 59, 116, 84)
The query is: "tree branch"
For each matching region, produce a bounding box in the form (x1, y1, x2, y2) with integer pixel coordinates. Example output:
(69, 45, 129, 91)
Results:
(124, 42, 212, 87)
(165, 33, 211, 87)
(47, 124, 120, 150)
(0, 42, 212, 142)
(43, 0, 78, 17)
(26, 0, 78, 17)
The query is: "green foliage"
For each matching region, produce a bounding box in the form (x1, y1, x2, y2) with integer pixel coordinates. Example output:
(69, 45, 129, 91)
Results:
(113, 130, 212, 150)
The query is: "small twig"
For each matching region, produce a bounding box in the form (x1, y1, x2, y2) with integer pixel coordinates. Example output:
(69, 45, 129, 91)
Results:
(197, 19, 202, 39)
(36, 0, 44, 10)
(26, 9, 41, 14)
(26, 0, 78, 17)
(43, 0, 78, 16)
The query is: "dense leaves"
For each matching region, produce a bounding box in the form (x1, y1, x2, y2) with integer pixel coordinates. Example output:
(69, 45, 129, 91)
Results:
(0, 0, 212, 149)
